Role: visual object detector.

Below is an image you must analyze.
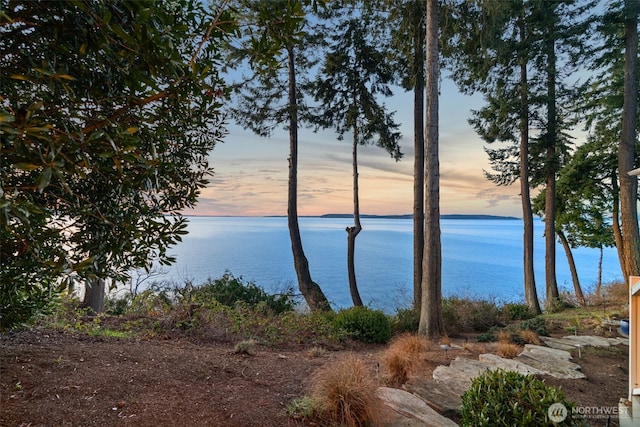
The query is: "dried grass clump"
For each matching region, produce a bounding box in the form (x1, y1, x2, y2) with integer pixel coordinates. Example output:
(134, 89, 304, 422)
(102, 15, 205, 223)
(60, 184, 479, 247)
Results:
(310, 355, 380, 427)
(497, 342, 522, 359)
(496, 329, 512, 343)
(381, 334, 429, 385)
(463, 342, 487, 354)
(518, 329, 541, 345)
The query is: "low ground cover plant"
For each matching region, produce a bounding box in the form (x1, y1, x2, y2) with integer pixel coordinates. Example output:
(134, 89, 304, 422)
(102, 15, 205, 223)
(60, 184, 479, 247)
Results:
(461, 369, 583, 426)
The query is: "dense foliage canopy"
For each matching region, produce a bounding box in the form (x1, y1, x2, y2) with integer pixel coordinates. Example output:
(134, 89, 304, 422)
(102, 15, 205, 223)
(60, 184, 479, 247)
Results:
(0, 0, 230, 328)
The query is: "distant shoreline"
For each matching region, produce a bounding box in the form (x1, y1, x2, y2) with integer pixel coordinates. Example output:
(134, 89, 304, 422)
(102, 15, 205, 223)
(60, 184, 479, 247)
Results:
(184, 213, 522, 220)
(318, 213, 521, 220)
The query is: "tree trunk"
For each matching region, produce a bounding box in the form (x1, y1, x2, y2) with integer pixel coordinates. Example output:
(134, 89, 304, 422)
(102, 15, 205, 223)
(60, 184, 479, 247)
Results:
(347, 126, 363, 307)
(612, 169, 628, 277)
(558, 229, 585, 306)
(619, 0, 640, 279)
(597, 245, 603, 297)
(413, 9, 426, 312)
(518, 8, 541, 315)
(286, 46, 330, 311)
(419, 0, 444, 339)
(544, 18, 559, 307)
(82, 278, 105, 314)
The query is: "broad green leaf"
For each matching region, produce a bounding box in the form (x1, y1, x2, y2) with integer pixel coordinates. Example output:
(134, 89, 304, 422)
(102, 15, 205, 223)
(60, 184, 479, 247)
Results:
(37, 167, 52, 191)
(0, 112, 15, 123)
(14, 163, 41, 171)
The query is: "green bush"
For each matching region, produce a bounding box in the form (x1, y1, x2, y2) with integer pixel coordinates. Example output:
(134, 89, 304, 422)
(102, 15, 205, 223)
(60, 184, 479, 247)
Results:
(0, 277, 64, 330)
(461, 369, 584, 426)
(391, 308, 419, 334)
(186, 273, 295, 314)
(503, 303, 535, 321)
(518, 317, 549, 336)
(442, 297, 504, 333)
(333, 306, 391, 344)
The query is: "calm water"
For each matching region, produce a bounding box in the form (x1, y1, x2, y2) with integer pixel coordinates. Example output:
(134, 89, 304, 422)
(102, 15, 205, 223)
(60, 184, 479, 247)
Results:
(151, 216, 622, 311)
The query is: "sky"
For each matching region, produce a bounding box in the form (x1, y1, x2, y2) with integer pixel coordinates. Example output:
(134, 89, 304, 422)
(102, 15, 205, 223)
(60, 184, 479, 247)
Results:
(187, 73, 534, 218)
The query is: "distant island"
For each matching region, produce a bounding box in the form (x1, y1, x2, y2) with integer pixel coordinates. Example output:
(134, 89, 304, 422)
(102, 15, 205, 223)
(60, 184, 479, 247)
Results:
(319, 214, 520, 220)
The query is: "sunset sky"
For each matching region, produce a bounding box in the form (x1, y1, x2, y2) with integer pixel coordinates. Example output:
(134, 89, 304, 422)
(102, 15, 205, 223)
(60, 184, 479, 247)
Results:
(188, 75, 543, 218)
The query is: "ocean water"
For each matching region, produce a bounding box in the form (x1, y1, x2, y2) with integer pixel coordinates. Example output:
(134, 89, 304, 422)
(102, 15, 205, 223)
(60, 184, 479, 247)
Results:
(149, 216, 623, 311)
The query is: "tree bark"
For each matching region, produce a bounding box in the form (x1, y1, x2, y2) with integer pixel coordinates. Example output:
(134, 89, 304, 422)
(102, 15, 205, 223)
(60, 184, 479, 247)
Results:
(544, 15, 559, 307)
(518, 8, 541, 315)
(82, 278, 105, 314)
(612, 169, 628, 278)
(619, 0, 640, 280)
(347, 125, 363, 307)
(419, 0, 444, 339)
(413, 9, 425, 312)
(558, 229, 585, 306)
(286, 46, 330, 311)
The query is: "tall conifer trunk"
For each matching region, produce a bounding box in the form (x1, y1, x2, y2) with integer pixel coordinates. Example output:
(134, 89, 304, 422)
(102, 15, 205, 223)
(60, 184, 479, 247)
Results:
(619, 0, 640, 279)
(419, 0, 444, 338)
(286, 46, 330, 311)
(518, 7, 541, 315)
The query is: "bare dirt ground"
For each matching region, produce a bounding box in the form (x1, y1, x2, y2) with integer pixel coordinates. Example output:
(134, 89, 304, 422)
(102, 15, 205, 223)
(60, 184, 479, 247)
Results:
(0, 326, 629, 427)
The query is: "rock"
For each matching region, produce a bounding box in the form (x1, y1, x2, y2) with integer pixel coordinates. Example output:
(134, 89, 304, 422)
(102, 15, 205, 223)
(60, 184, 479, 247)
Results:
(433, 357, 489, 395)
(478, 353, 545, 376)
(541, 337, 579, 351)
(403, 378, 462, 419)
(523, 344, 573, 360)
(514, 351, 586, 379)
(376, 387, 459, 427)
(561, 335, 611, 347)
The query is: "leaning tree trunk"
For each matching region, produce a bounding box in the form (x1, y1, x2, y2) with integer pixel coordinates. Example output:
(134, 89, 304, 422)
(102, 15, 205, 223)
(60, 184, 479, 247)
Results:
(286, 46, 330, 311)
(413, 15, 426, 312)
(611, 170, 628, 278)
(347, 126, 363, 307)
(558, 230, 585, 306)
(82, 278, 105, 314)
(619, 0, 640, 279)
(518, 10, 541, 315)
(419, 0, 444, 339)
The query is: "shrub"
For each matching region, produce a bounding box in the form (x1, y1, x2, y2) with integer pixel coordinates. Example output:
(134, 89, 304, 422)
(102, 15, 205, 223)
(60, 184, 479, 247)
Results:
(503, 303, 535, 321)
(442, 297, 504, 334)
(391, 307, 420, 334)
(333, 306, 391, 344)
(461, 369, 584, 426)
(519, 317, 550, 336)
(310, 355, 380, 427)
(188, 273, 295, 314)
(381, 334, 429, 385)
(477, 328, 498, 342)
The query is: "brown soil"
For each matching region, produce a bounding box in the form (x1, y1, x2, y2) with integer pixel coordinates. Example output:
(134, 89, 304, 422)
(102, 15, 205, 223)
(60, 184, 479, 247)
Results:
(0, 327, 629, 427)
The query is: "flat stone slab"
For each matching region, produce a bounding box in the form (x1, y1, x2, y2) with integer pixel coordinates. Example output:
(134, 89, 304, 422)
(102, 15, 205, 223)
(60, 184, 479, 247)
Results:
(561, 335, 611, 347)
(376, 387, 459, 427)
(403, 378, 462, 419)
(541, 337, 579, 351)
(478, 353, 545, 376)
(608, 337, 629, 346)
(514, 352, 585, 379)
(524, 344, 573, 360)
(433, 357, 489, 394)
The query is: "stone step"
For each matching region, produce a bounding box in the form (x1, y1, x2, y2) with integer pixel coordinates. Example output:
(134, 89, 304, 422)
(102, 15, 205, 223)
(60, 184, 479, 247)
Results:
(514, 352, 585, 379)
(403, 378, 462, 419)
(376, 387, 459, 427)
(478, 353, 545, 376)
(561, 335, 611, 347)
